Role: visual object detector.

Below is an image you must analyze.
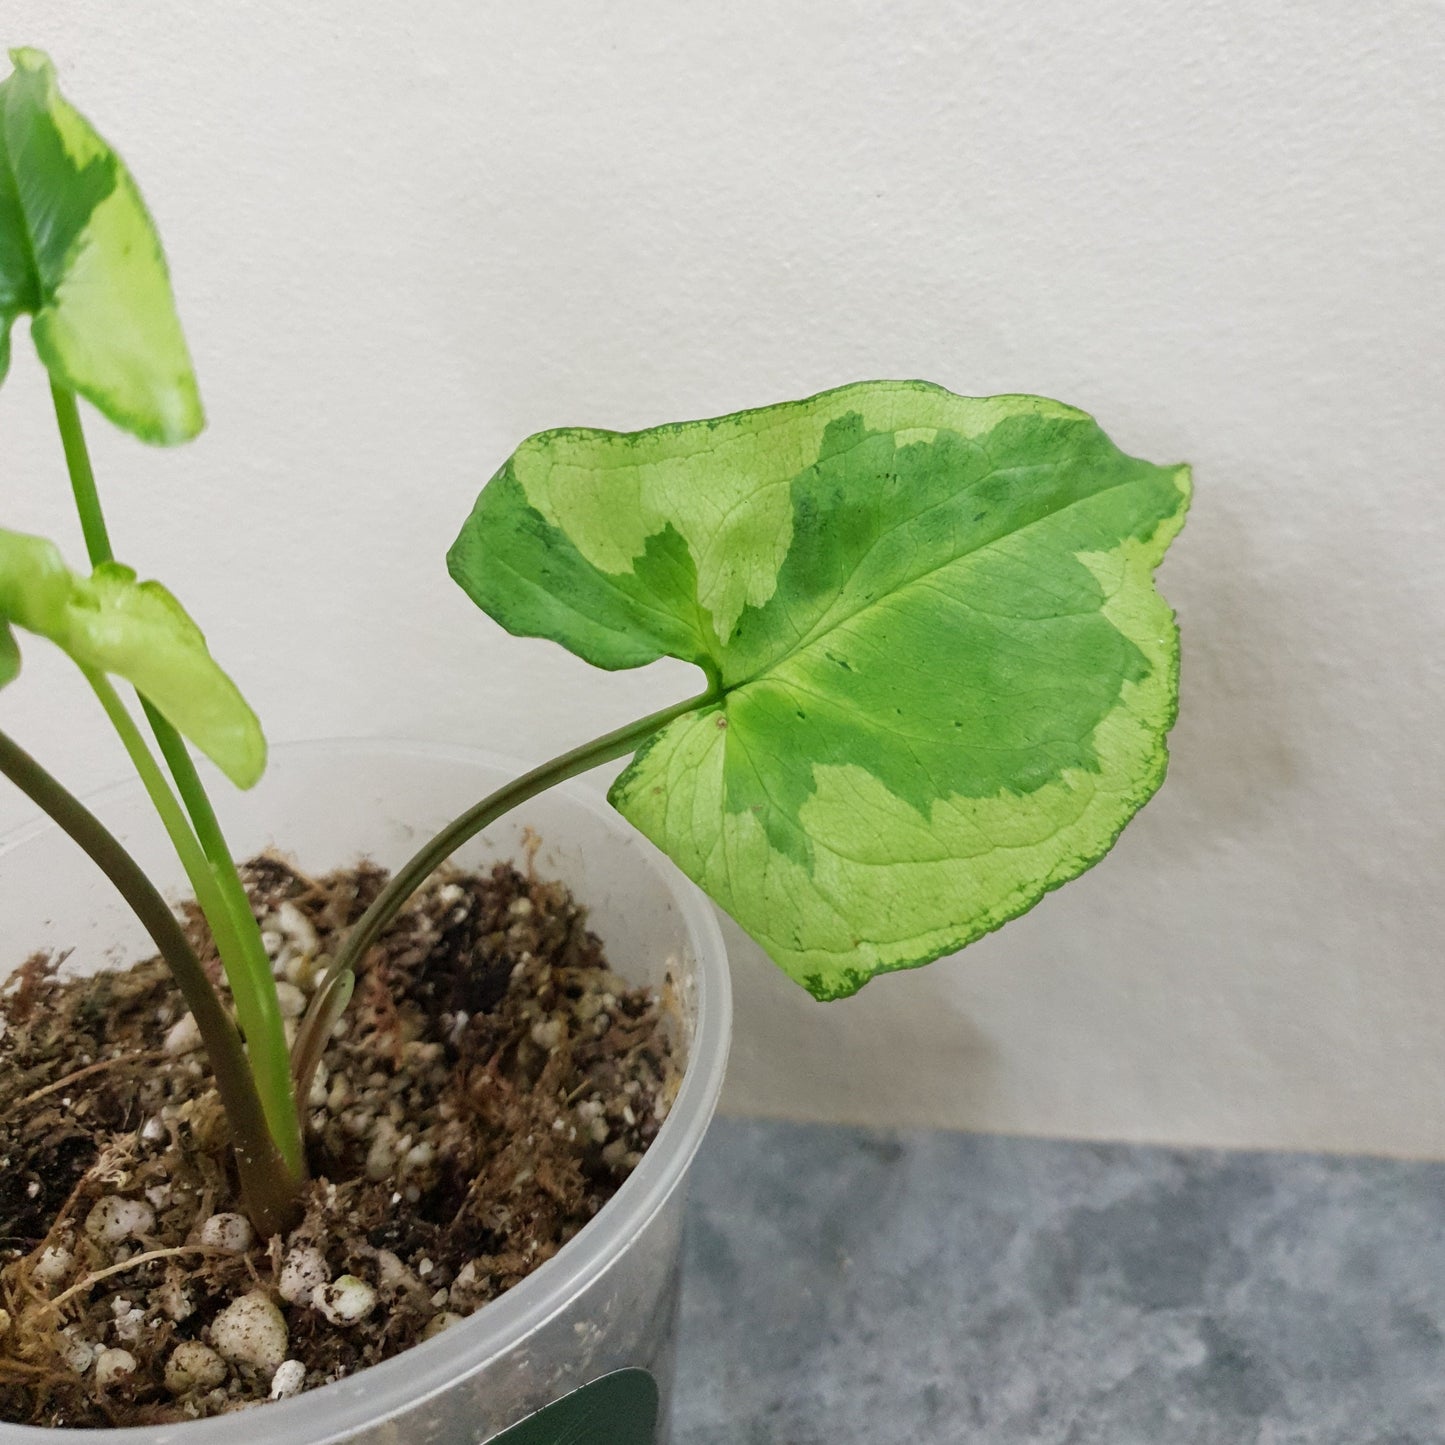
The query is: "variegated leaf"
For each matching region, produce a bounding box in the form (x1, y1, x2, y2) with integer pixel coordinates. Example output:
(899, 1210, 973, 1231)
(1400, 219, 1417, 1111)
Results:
(450, 380, 1190, 999)
(0, 48, 202, 443)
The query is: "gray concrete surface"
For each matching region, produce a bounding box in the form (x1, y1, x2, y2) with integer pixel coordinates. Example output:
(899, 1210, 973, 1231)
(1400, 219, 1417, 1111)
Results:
(674, 1118, 1445, 1443)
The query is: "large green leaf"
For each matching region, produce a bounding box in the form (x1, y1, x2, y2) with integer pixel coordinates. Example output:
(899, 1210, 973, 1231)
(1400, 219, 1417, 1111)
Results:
(450, 380, 1190, 999)
(0, 528, 264, 786)
(0, 47, 202, 443)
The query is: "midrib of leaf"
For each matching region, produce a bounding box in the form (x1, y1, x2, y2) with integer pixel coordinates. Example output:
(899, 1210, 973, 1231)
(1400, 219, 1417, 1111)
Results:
(723, 464, 1152, 697)
(617, 461, 1161, 778)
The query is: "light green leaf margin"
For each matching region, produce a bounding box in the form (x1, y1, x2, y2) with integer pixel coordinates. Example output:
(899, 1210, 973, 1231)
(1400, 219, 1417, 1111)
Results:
(0, 47, 203, 444)
(450, 380, 1191, 999)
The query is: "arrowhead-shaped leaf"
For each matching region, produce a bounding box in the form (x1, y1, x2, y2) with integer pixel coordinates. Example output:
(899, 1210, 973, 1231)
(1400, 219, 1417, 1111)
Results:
(0, 529, 264, 786)
(0, 47, 202, 443)
(450, 380, 1190, 999)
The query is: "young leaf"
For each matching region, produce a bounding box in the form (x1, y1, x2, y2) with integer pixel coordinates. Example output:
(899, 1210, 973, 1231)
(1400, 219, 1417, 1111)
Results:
(450, 380, 1190, 1000)
(0, 47, 202, 444)
(0, 528, 264, 786)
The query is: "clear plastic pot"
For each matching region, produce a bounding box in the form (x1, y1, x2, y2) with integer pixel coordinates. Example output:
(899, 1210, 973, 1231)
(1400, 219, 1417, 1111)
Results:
(0, 740, 731, 1444)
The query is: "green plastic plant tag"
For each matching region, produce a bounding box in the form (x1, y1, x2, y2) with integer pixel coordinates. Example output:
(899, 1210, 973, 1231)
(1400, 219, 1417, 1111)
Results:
(490, 1368, 658, 1444)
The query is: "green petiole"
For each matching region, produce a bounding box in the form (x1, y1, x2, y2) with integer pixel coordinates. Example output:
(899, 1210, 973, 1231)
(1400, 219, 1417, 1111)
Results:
(292, 686, 719, 1075)
(0, 728, 300, 1238)
(82, 668, 303, 1178)
(50, 386, 112, 566)
(51, 383, 304, 1182)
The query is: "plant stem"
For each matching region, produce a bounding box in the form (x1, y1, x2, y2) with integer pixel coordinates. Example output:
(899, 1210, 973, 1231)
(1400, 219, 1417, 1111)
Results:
(83, 669, 304, 1178)
(142, 707, 236, 867)
(49, 383, 304, 1182)
(139, 705, 288, 1084)
(52, 388, 234, 867)
(51, 385, 242, 873)
(51, 387, 113, 567)
(0, 729, 300, 1237)
(292, 688, 717, 1076)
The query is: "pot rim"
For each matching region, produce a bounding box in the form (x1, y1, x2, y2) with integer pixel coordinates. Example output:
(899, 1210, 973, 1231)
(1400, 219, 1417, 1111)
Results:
(0, 736, 733, 1443)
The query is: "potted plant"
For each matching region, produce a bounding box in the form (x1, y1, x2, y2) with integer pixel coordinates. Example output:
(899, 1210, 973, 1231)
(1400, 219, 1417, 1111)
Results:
(0, 47, 1190, 1443)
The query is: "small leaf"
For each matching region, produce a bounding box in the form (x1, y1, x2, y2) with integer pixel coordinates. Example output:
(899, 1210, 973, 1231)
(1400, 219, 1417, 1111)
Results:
(450, 380, 1190, 999)
(0, 529, 264, 786)
(0, 47, 203, 443)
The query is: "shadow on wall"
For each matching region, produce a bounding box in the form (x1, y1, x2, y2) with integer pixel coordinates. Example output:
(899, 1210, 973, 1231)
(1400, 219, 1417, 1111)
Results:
(1125, 480, 1310, 861)
(717, 911, 1002, 1128)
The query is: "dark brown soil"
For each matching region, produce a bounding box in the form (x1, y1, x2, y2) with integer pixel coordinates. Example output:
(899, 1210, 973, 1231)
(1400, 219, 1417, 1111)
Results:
(0, 854, 681, 1427)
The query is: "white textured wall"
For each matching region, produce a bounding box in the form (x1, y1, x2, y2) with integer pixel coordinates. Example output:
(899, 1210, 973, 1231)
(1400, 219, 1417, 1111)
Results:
(4, 2, 1443, 1156)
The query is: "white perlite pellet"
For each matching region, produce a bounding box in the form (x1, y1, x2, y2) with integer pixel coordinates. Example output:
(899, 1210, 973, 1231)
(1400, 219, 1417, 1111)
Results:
(111, 1300, 146, 1343)
(274, 980, 308, 1018)
(63, 1339, 96, 1374)
(278, 1245, 330, 1304)
(530, 1017, 564, 1050)
(33, 1244, 73, 1288)
(165, 1341, 227, 1394)
(277, 901, 319, 956)
(270, 1359, 306, 1399)
(401, 1140, 435, 1175)
(94, 1348, 137, 1388)
(164, 1013, 202, 1055)
(422, 1311, 464, 1340)
(210, 1292, 288, 1371)
(198, 1212, 255, 1253)
(314, 1275, 377, 1325)
(84, 1197, 154, 1244)
(374, 1249, 419, 1297)
(364, 1118, 400, 1181)
(159, 1276, 194, 1322)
